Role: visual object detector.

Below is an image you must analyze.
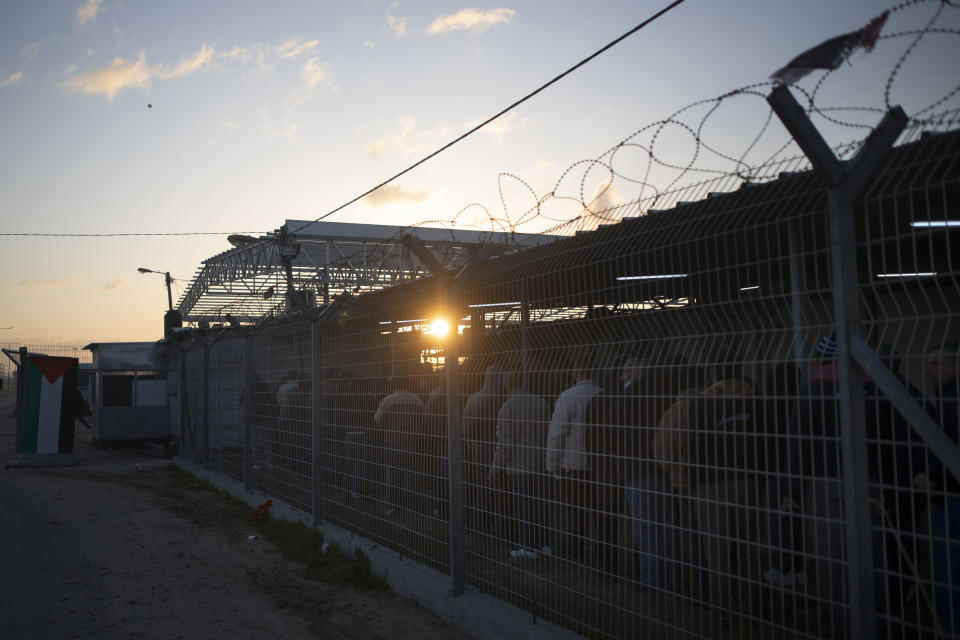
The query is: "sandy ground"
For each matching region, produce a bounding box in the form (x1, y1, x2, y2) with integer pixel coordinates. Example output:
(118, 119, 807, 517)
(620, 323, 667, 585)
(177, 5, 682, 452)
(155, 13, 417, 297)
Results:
(0, 395, 471, 640)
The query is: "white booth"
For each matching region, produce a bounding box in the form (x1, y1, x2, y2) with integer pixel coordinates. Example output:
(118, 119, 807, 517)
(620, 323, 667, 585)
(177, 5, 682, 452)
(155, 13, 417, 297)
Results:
(83, 342, 170, 441)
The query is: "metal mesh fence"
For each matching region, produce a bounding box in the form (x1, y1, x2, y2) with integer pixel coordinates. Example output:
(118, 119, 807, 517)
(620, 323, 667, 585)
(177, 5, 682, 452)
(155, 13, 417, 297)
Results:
(1, 344, 92, 395)
(174, 122, 959, 638)
(169, 4, 960, 630)
(208, 337, 244, 481)
(182, 346, 205, 461)
(248, 322, 313, 512)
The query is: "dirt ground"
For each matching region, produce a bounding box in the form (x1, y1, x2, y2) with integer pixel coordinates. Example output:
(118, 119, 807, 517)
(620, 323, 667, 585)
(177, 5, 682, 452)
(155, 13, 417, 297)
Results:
(0, 395, 471, 640)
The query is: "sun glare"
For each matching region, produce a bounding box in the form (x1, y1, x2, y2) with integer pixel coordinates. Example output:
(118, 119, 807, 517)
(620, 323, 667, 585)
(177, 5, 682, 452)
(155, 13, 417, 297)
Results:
(426, 318, 450, 337)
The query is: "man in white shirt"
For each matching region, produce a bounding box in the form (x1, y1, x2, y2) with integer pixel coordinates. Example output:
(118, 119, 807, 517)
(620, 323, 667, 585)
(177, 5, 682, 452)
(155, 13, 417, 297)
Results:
(546, 365, 602, 561)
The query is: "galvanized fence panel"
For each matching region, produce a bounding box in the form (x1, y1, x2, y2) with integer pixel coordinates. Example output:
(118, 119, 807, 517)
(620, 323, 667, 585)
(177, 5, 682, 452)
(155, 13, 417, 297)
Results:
(208, 337, 245, 481)
(249, 321, 313, 512)
(181, 345, 206, 462)
(168, 127, 960, 640)
(449, 180, 837, 637)
(0, 344, 92, 396)
(314, 281, 452, 573)
(855, 129, 960, 639)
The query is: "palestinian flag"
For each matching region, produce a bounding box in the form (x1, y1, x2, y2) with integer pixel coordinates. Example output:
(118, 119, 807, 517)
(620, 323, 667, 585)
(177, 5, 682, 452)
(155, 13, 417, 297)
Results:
(19, 356, 77, 454)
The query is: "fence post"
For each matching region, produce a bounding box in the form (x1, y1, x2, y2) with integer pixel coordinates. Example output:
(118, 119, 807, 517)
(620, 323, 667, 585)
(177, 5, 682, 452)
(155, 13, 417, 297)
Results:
(180, 348, 190, 459)
(243, 334, 253, 492)
(768, 84, 906, 640)
(15, 347, 27, 452)
(400, 232, 467, 594)
(521, 297, 530, 381)
(202, 344, 210, 466)
(445, 286, 465, 595)
(312, 318, 325, 526)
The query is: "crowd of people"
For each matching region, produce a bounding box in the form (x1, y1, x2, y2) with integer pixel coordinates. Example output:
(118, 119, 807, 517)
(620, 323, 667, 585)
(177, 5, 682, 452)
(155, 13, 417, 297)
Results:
(259, 338, 960, 635)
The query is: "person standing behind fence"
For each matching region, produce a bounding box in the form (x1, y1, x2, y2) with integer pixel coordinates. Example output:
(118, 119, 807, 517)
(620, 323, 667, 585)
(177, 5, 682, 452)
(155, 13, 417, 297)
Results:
(276, 370, 300, 472)
(490, 369, 552, 559)
(424, 373, 448, 517)
(775, 339, 849, 638)
(920, 342, 960, 634)
(762, 361, 806, 589)
(462, 363, 506, 532)
(775, 339, 924, 638)
(649, 365, 709, 596)
(687, 355, 764, 616)
(546, 361, 603, 562)
(620, 360, 684, 587)
(374, 378, 424, 516)
(862, 346, 930, 629)
(584, 354, 644, 577)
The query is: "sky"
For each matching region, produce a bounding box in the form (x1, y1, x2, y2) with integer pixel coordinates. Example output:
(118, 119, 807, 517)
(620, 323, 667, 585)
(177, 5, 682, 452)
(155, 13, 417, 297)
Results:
(1, 0, 957, 346)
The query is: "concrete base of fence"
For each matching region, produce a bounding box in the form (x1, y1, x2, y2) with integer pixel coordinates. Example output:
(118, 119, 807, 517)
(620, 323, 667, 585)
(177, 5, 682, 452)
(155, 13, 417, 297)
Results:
(175, 457, 583, 640)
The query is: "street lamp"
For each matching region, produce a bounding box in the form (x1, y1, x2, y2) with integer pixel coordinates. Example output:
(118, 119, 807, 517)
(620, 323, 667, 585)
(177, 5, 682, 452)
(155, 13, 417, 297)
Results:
(138, 268, 182, 338)
(137, 267, 174, 311)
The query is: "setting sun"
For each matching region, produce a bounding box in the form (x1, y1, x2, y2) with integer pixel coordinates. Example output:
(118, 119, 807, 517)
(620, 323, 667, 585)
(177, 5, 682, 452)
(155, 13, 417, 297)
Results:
(426, 318, 449, 337)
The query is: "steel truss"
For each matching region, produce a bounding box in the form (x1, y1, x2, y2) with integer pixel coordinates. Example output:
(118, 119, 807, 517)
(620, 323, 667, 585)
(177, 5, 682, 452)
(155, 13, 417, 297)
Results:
(177, 220, 558, 325)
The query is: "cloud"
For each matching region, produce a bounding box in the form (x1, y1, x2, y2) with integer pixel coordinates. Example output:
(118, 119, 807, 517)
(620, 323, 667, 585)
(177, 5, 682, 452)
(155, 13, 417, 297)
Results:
(216, 38, 320, 74)
(302, 57, 331, 89)
(77, 0, 103, 25)
(21, 42, 42, 63)
(62, 52, 150, 99)
(219, 46, 252, 64)
(62, 44, 216, 100)
(387, 15, 407, 37)
(364, 184, 431, 206)
(583, 182, 625, 216)
(427, 8, 515, 35)
(275, 36, 319, 61)
(467, 111, 529, 142)
(287, 57, 335, 108)
(1, 71, 23, 87)
(159, 43, 215, 79)
(19, 278, 79, 289)
(101, 278, 129, 290)
(365, 116, 417, 157)
(363, 40, 375, 49)
(364, 117, 453, 157)
(282, 120, 299, 140)
(222, 120, 236, 129)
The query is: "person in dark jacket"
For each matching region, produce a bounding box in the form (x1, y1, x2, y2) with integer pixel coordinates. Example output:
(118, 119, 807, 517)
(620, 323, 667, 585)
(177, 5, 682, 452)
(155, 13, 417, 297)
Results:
(462, 364, 506, 531)
(490, 370, 552, 558)
(374, 377, 424, 515)
(922, 342, 960, 633)
(774, 341, 927, 638)
(584, 355, 642, 576)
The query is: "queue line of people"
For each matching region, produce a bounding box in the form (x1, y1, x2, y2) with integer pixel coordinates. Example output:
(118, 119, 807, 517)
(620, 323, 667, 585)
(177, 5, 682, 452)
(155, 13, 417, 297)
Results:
(305, 339, 959, 636)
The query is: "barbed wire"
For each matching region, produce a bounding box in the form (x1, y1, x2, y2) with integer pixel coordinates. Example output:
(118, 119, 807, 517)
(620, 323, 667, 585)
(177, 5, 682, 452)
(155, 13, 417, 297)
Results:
(193, 0, 960, 325)
(394, 0, 960, 240)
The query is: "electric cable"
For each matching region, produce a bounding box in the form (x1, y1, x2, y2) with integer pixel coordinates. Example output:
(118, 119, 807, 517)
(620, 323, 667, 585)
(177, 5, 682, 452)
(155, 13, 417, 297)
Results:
(3, 1, 688, 241)
(290, 0, 690, 233)
(0, 231, 266, 237)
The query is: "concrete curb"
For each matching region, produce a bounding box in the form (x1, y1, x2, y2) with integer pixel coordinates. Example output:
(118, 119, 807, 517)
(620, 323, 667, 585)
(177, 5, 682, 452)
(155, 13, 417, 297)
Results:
(175, 457, 583, 640)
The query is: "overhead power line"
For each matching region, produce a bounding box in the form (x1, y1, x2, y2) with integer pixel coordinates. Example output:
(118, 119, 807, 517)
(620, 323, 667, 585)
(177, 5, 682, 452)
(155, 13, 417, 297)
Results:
(292, 0, 690, 233)
(3, 0, 688, 241)
(0, 231, 266, 237)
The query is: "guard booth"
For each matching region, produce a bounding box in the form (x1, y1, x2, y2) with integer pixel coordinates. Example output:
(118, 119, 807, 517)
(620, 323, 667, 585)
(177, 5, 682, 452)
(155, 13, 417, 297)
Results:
(83, 342, 170, 441)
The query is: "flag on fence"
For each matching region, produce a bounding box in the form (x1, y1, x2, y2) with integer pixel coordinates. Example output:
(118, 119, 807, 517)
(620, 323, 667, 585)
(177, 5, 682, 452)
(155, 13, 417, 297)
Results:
(19, 355, 77, 454)
(771, 11, 889, 86)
